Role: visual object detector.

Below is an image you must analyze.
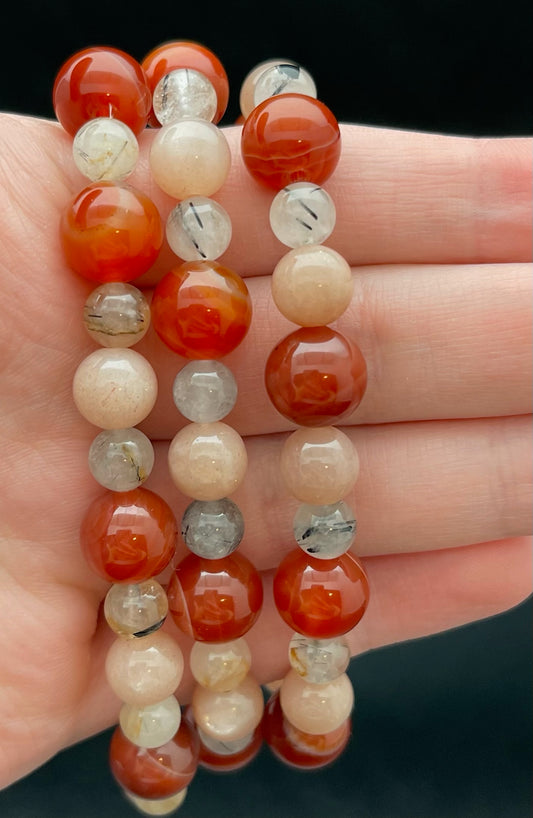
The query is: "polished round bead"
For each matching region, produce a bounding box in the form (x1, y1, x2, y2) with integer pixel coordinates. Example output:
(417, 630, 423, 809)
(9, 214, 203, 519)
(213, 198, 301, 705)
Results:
(293, 501, 357, 559)
(167, 552, 263, 642)
(123, 788, 188, 816)
(168, 422, 247, 502)
(80, 487, 176, 583)
(269, 182, 336, 248)
(189, 639, 252, 691)
(288, 633, 350, 683)
(151, 261, 252, 358)
(265, 327, 367, 427)
(254, 63, 317, 108)
(83, 283, 151, 348)
(150, 119, 231, 200)
(192, 675, 264, 741)
(89, 427, 154, 491)
(280, 427, 360, 505)
(73, 348, 157, 430)
(239, 59, 289, 119)
(60, 182, 162, 283)
(198, 724, 262, 772)
(53, 46, 151, 136)
(105, 631, 184, 706)
(181, 498, 244, 558)
(166, 197, 232, 262)
(272, 244, 353, 326)
(72, 117, 139, 182)
(153, 68, 218, 124)
(241, 94, 341, 190)
(273, 548, 370, 638)
(280, 669, 354, 735)
(120, 696, 182, 749)
(173, 360, 237, 422)
(104, 579, 168, 637)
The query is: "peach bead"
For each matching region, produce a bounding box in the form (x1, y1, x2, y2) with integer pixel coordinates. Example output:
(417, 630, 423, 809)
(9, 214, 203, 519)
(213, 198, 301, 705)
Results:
(192, 675, 264, 741)
(280, 427, 359, 504)
(189, 639, 252, 692)
(279, 668, 354, 735)
(272, 245, 354, 326)
(105, 631, 184, 706)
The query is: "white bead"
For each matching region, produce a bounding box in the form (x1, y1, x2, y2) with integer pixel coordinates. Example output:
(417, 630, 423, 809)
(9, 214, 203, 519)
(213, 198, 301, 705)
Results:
(119, 695, 182, 748)
(72, 117, 139, 182)
(88, 427, 155, 491)
(189, 639, 252, 691)
(197, 727, 255, 756)
(166, 197, 232, 261)
(269, 182, 336, 248)
(105, 631, 184, 706)
(123, 788, 188, 816)
(172, 360, 237, 422)
(254, 63, 317, 108)
(288, 633, 350, 683)
(192, 675, 264, 741)
(293, 501, 356, 559)
(153, 68, 218, 124)
(239, 59, 293, 119)
(280, 669, 354, 735)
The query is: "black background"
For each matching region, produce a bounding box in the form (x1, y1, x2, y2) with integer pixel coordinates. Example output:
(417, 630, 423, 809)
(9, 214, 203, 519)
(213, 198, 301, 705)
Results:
(0, 1, 531, 816)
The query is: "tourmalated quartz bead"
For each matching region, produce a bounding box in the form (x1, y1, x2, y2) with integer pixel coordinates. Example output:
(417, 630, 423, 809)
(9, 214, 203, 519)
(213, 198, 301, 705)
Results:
(120, 695, 182, 749)
(151, 261, 252, 358)
(271, 244, 353, 326)
(173, 360, 237, 422)
(280, 669, 354, 735)
(60, 182, 162, 283)
(269, 182, 336, 248)
(197, 723, 263, 772)
(150, 119, 231, 200)
(273, 548, 370, 638)
(288, 633, 350, 683)
(265, 326, 367, 427)
(123, 787, 188, 817)
(53, 46, 151, 136)
(104, 579, 168, 637)
(293, 501, 357, 559)
(280, 427, 360, 505)
(83, 282, 151, 348)
(109, 719, 199, 798)
(253, 63, 317, 108)
(239, 59, 291, 120)
(105, 631, 184, 706)
(166, 197, 232, 262)
(167, 552, 263, 642)
(73, 348, 157, 430)
(241, 94, 341, 190)
(88, 427, 155, 491)
(189, 638, 252, 691)
(192, 674, 264, 741)
(181, 498, 244, 559)
(153, 69, 218, 124)
(80, 487, 176, 583)
(72, 117, 139, 182)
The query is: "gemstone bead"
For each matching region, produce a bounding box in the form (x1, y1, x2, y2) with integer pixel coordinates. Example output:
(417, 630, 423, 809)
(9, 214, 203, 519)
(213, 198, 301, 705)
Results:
(189, 638, 252, 691)
(72, 117, 139, 182)
(269, 182, 336, 248)
(265, 326, 367, 427)
(151, 261, 252, 358)
(280, 668, 354, 735)
(181, 498, 244, 559)
(288, 633, 350, 683)
(253, 63, 317, 108)
(293, 501, 357, 559)
(88, 427, 155, 491)
(153, 69, 218, 124)
(198, 723, 262, 772)
(167, 552, 263, 642)
(80, 487, 176, 583)
(105, 631, 184, 706)
(120, 695, 182, 749)
(192, 675, 264, 741)
(83, 283, 151, 348)
(104, 579, 168, 637)
(166, 197, 232, 262)
(123, 788, 188, 816)
(239, 59, 291, 119)
(173, 360, 237, 422)
(273, 548, 370, 638)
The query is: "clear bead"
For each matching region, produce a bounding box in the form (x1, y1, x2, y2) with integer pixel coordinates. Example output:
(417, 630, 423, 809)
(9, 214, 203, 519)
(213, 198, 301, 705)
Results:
(190, 639, 252, 691)
(104, 579, 168, 637)
(181, 498, 244, 558)
(153, 68, 218, 124)
(293, 501, 356, 559)
(123, 788, 188, 816)
(239, 59, 289, 119)
(172, 360, 237, 422)
(120, 695, 182, 749)
(197, 727, 254, 756)
(254, 63, 317, 108)
(269, 182, 336, 248)
(83, 282, 151, 348)
(288, 633, 350, 683)
(72, 117, 139, 182)
(88, 427, 155, 491)
(166, 197, 232, 262)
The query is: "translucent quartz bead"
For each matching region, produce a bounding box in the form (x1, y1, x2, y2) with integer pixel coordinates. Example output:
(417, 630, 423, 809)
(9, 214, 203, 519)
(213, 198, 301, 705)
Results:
(150, 119, 231, 200)
(88, 427, 155, 491)
(239, 59, 288, 119)
(280, 427, 360, 505)
(166, 197, 232, 262)
(181, 498, 244, 559)
(293, 501, 357, 559)
(288, 634, 350, 683)
(253, 63, 317, 108)
(83, 282, 150, 348)
(192, 675, 264, 741)
(269, 182, 336, 248)
(273, 548, 370, 638)
(167, 422, 247, 502)
(80, 487, 176, 583)
(104, 579, 168, 637)
(123, 788, 188, 817)
(151, 261, 252, 358)
(198, 723, 262, 771)
(265, 326, 367, 427)
(271, 244, 353, 326)
(72, 117, 139, 182)
(167, 552, 263, 642)
(105, 631, 184, 706)
(173, 360, 237, 422)
(120, 695, 182, 748)
(189, 638, 252, 691)
(73, 348, 157, 430)
(280, 668, 354, 735)
(153, 68, 218, 124)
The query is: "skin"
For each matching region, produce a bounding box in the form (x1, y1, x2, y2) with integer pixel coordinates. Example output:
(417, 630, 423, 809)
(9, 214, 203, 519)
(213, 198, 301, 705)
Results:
(0, 114, 531, 789)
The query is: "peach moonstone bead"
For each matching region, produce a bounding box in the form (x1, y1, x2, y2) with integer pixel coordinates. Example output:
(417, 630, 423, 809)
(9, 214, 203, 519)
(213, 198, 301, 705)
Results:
(192, 675, 264, 741)
(279, 668, 354, 735)
(105, 631, 184, 706)
(189, 639, 252, 692)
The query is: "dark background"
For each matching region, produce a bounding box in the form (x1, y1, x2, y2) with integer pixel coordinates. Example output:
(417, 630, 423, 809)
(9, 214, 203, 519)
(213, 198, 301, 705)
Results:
(0, 1, 531, 816)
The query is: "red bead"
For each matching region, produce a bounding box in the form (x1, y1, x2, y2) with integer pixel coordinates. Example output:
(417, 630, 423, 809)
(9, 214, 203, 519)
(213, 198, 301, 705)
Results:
(198, 722, 263, 772)
(263, 690, 351, 769)
(109, 720, 199, 799)
(80, 488, 177, 583)
(53, 46, 151, 136)
(60, 182, 163, 283)
(151, 261, 252, 358)
(167, 552, 263, 642)
(273, 548, 369, 638)
(241, 94, 341, 190)
(265, 326, 367, 426)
